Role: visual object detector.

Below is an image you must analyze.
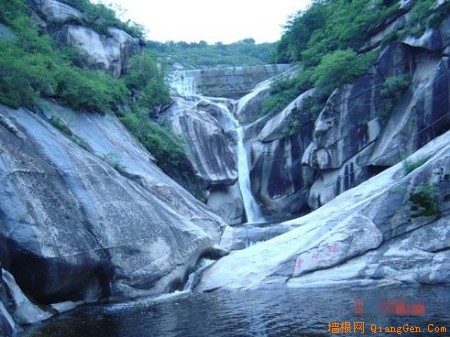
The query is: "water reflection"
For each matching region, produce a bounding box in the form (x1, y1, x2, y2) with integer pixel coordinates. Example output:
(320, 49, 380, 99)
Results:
(19, 286, 450, 337)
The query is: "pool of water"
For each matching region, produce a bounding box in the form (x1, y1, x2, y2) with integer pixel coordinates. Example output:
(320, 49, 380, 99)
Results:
(18, 286, 450, 337)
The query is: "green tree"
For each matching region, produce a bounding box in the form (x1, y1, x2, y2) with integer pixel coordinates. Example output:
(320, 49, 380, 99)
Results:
(123, 51, 171, 116)
(311, 49, 372, 94)
(274, 1, 329, 63)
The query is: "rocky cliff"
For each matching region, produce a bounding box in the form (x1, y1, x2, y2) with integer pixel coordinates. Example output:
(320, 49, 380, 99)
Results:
(165, 6, 450, 224)
(0, 103, 226, 333)
(29, 0, 141, 76)
(0, 1, 228, 334)
(198, 129, 450, 290)
(253, 8, 450, 220)
(2, 0, 450, 334)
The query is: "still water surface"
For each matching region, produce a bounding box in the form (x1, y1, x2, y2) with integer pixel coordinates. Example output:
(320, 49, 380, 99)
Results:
(19, 286, 450, 337)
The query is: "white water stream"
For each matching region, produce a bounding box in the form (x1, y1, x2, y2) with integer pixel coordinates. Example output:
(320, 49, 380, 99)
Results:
(168, 71, 265, 224)
(218, 103, 265, 224)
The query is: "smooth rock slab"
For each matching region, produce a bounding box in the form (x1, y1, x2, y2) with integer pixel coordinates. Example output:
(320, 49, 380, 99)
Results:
(198, 130, 450, 291)
(0, 105, 224, 305)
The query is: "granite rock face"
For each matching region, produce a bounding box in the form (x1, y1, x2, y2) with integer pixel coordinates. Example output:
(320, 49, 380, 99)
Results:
(164, 98, 237, 185)
(29, 0, 141, 77)
(29, 0, 83, 24)
(198, 130, 450, 290)
(0, 104, 225, 315)
(162, 97, 244, 224)
(251, 89, 326, 220)
(302, 41, 450, 210)
(165, 33, 450, 224)
(58, 25, 140, 77)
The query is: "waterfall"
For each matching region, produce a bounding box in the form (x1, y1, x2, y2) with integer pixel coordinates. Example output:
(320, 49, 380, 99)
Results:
(167, 69, 266, 224)
(167, 70, 200, 97)
(234, 124, 265, 223)
(219, 103, 265, 224)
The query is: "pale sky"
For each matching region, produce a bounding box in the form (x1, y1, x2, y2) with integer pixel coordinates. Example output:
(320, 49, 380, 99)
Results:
(95, 0, 312, 44)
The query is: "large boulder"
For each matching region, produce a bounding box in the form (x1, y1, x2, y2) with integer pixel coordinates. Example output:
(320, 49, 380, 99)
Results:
(198, 130, 450, 291)
(29, 0, 83, 24)
(0, 103, 225, 306)
(28, 0, 142, 77)
(58, 25, 140, 77)
(164, 98, 237, 185)
(206, 183, 244, 225)
(162, 97, 247, 224)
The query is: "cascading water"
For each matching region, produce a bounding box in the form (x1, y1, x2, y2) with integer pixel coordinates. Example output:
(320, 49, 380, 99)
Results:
(167, 70, 200, 97)
(168, 70, 265, 224)
(234, 124, 265, 224)
(217, 103, 265, 224)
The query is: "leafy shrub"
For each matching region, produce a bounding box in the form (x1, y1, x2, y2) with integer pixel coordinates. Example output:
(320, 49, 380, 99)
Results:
(55, 67, 129, 112)
(311, 49, 374, 94)
(281, 107, 303, 137)
(261, 68, 314, 117)
(409, 183, 439, 217)
(103, 151, 126, 174)
(380, 74, 411, 120)
(123, 51, 171, 116)
(281, 96, 323, 137)
(50, 116, 73, 136)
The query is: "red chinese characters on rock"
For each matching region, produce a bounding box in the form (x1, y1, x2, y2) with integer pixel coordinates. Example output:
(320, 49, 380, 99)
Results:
(292, 242, 341, 273)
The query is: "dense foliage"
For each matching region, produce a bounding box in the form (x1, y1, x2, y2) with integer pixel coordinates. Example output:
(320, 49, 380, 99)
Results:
(380, 74, 411, 119)
(0, 0, 130, 111)
(273, 0, 400, 65)
(263, 0, 449, 118)
(123, 52, 171, 117)
(148, 38, 275, 69)
(311, 49, 377, 94)
(0, 0, 201, 197)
